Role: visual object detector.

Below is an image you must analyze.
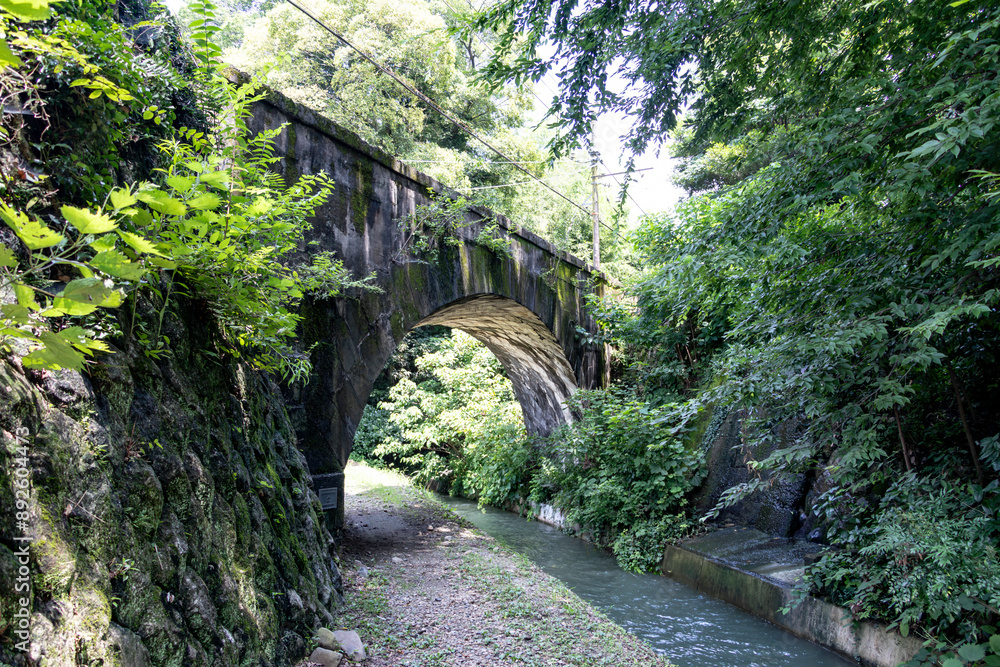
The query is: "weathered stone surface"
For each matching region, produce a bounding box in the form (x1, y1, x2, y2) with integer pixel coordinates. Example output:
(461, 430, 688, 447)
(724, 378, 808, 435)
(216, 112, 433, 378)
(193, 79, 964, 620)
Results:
(39, 368, 95, 414)
(692, 412, 814, 536)
(245, 83, 610, 482)
(107, 622, 152, 667)
(325, 629, 365, 661)
(0, 290, 343, 667)
(309, 646, 344, 666)
(316, 626, 367, 661)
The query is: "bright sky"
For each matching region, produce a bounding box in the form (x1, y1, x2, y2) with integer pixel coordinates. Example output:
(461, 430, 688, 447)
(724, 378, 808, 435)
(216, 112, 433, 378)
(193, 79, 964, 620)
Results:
(527, 48, 685, 225)
(589, 108, 685, 224)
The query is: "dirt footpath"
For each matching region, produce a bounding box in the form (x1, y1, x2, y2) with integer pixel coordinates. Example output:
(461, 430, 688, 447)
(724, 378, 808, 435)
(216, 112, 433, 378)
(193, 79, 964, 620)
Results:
(334, 462, 672, 667)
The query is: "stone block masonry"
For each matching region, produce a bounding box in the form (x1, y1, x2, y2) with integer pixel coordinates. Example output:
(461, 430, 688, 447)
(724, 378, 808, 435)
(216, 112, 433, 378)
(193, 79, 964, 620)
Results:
(239, 72, 610, 484)
(0, 290, 343, 667)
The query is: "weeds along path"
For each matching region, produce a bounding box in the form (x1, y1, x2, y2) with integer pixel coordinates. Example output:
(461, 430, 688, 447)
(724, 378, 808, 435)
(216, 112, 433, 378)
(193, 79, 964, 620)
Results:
(336, 461, 672, 667)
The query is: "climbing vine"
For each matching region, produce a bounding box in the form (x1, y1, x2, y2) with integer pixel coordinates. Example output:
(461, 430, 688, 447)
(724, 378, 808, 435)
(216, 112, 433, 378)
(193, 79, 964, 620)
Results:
(395, 191, 512, 264)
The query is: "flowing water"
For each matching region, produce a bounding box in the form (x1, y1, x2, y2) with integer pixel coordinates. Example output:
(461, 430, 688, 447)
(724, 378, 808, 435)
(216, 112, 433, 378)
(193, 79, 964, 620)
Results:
(440, 496, 857, 667)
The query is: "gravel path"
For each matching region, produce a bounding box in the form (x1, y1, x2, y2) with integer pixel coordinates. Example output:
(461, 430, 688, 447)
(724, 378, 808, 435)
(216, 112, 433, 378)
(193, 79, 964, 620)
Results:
(333, 462, 672, 667)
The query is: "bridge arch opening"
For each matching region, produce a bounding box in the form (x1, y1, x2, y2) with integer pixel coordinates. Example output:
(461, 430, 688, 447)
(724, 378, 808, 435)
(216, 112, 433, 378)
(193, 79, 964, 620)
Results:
(341, 294, 579, 498)
(348, 294, 580, 464)
(412, 294, 579, 435)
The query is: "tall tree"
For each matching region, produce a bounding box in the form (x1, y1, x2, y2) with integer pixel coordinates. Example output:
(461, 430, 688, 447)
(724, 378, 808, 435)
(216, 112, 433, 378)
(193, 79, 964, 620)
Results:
(476, 0, 1000, 650)
(220, 0, 615, 259)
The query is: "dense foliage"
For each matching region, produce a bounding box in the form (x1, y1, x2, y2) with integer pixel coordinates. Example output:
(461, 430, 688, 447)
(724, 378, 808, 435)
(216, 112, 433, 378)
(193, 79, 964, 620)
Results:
(0, 0, 371, 378)
(353, 329, 534, 503)
(474, 0, 1000, 661)
(532, 389, 704, 572)
(215, 0, 632, 266)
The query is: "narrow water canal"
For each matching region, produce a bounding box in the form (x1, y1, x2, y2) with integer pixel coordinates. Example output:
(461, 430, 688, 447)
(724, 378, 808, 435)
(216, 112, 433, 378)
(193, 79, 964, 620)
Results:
(440, 496, 857, 667)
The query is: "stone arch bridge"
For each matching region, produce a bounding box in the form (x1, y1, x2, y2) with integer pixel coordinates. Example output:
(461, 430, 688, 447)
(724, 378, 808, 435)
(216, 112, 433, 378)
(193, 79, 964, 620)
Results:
(247, 87, 610, 502)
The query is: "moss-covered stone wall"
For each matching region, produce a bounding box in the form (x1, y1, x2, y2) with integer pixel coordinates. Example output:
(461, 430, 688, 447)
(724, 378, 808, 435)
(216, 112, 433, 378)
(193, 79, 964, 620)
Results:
(0, 293, 342, 666)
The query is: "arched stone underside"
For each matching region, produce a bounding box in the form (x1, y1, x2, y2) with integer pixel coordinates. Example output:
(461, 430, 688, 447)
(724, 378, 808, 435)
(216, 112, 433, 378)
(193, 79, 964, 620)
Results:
(244, 77, 610, 477)
(416, 295, 579, 433)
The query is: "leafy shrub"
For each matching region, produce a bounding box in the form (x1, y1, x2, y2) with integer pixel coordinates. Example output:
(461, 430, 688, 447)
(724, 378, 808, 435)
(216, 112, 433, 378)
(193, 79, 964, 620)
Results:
(352, 405, 398, 464)
(533, 388, 705, 571)
(796, 456, 1000, 665)
(451, 423, 534, 507)
(361, 330, 529, 493)
(612, 514, 692, 573)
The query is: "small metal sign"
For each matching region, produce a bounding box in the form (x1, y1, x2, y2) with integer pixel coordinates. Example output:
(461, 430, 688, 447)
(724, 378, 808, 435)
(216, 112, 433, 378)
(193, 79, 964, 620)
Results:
(318, 487, 338, 510)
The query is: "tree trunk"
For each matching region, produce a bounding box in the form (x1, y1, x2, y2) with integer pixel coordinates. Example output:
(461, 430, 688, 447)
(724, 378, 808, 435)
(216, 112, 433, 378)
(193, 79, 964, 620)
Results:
(894, 407, 913, 472)
(945, 360, 984, 485)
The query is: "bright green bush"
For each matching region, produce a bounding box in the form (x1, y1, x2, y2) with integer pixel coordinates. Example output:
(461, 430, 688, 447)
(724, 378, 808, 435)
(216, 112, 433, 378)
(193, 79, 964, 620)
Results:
(798, 454, 1000, 665)
(352, 405, 398, 464)
(611, 514, 692, 574)
(533, 389, 704, 571)
(358, 330, 530, 494)
(450, 420, 534, 508)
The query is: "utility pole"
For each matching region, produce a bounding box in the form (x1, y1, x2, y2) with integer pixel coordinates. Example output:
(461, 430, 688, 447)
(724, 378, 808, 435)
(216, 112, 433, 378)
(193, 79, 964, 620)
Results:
(591, 156, 600, 270)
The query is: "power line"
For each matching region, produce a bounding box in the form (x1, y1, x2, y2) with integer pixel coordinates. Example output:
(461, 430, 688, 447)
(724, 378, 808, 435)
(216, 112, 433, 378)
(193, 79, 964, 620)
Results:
(466, 168, 590, 191)
(282, 0, 593, 219)
(600, 158, 647, 218)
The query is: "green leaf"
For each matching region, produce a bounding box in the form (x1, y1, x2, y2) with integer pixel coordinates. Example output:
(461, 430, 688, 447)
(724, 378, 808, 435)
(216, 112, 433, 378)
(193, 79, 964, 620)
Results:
(958, 644, 986, 662)
(109, 188, 137, 210)
(88, 235, 117, 252)
(117, 230, 164, 256)
(0, 39, 24, 68)
(50, 297, 98, 316)
(0, 244, 17, 267)
(199, 170, 230, 188)
(89, 249, 145, 280)
(942, 658, 963, 667)
(166, 174, 194, 192)
(130, 208, 154, 228)
(148, 256, 177, 270)
(990, 635, 1000, 654)
(22, 331, 85, 371)
(0, 304, 32, 325)
(52, 278, 123, 316)
(187, 192, 222, 210)
(985, 655, 1000, 667)
(52, 326, 109, 355)
(136, 190, 187, 216)
(0, 0, 54, 21)
(0, 204, 64, 249)
(11, 283, 37, 310)
(246, 197, 273, 216)
(61, 205, 117, 234)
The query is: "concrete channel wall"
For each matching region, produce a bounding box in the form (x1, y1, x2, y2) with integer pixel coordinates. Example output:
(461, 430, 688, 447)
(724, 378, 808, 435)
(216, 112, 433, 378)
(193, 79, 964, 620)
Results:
(516, 500, 920, 666)
(661, 545, 922, 667)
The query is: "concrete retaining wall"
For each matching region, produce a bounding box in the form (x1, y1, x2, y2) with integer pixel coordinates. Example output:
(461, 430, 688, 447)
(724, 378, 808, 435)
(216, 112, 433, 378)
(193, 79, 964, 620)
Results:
(661, 545, 921, 667)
